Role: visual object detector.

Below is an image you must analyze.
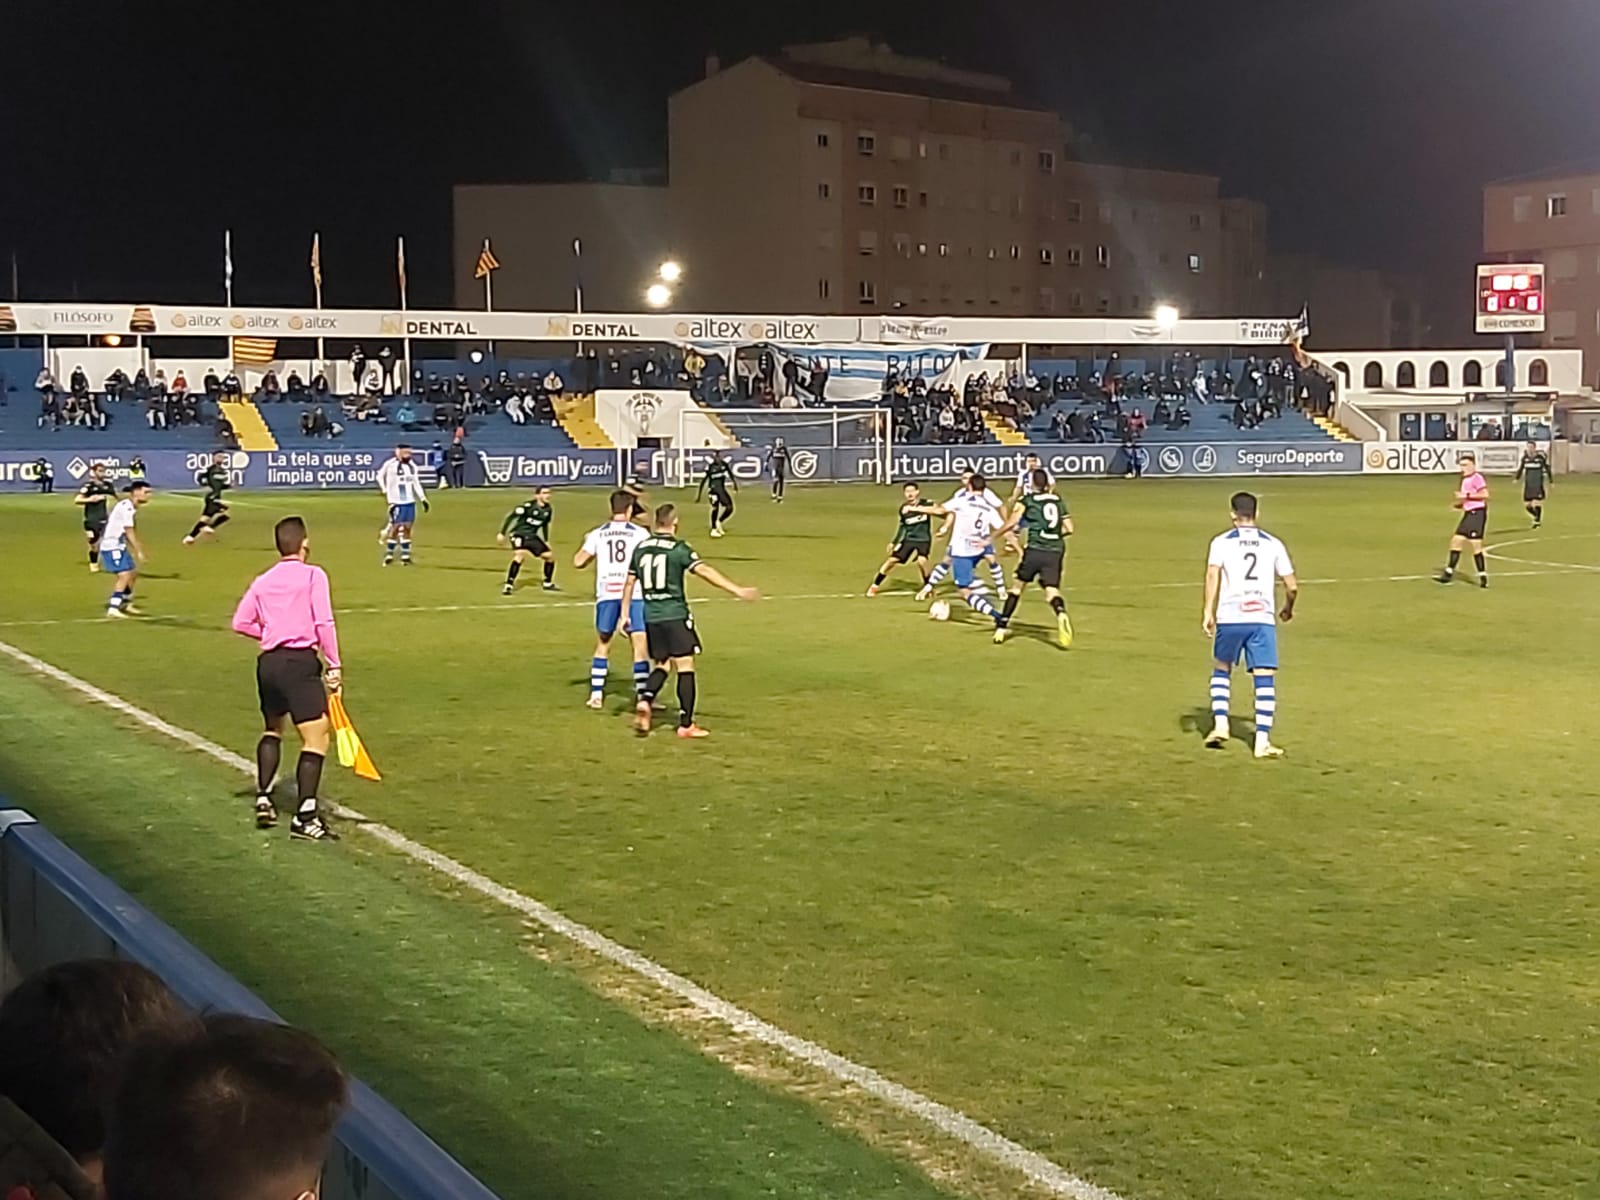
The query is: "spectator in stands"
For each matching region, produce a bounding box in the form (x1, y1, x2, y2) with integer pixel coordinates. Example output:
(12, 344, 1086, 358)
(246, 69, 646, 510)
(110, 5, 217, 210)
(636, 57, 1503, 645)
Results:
(220, 369, 243, 400)
(395, 399, 423, 432)
(505, 389, 526, 425)
(256, 369, 282, 403)
(1475, 419, 1503, 441)
(216, 412, 238, 449)
(409, 368, 425, 398)
(69, 365, 89, 399)
(542, 366, 565, 397)
(0, 958, 194, 1199)
(1128, 408, 1148, 438)
(202, 367, 221, 400)
(377, 345, 395, 393)
(1121, 433, 1148, 479)
(350, 344, 367, 395)
(103, 1014, 348, 1200)
(105, 367, 130, 404)
(132, 367, 151, 401)
(311, 370, 330, 399)
(1050, 405, 1071, 442)
(35, 367, 59, 428)
(146, 390, 167, 429)
(171, 370, 190, 405)
(780, 356, 799, 399)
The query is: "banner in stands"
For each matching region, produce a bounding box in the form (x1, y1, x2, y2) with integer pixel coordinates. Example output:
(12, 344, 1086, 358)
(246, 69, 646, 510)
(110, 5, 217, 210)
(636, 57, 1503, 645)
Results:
(759, 343, 990, 403)
(2, 302, 1311, 346)
(1360, 441, 1532, 475)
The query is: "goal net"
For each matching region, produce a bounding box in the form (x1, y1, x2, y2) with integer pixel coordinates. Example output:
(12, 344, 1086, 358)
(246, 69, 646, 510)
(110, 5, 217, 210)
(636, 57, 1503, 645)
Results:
(671, 406, 892, 486)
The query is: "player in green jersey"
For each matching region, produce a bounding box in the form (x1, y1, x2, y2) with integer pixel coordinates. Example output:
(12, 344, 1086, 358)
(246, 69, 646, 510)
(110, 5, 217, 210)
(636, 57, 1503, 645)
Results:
(620, 503, 758, 739)
(498, 486, 557, 594)
(992, 469, 1074, 648)
(73, 461, 118, 570)
(867, 482, 935, 596)
(695, 450, 738, 537)
(1516, 440, 1551, 527)
(183, 452, 233, 544)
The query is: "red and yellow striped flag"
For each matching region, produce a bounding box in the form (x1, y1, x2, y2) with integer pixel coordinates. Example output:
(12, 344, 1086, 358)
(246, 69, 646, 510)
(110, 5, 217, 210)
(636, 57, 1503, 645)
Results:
(232, 337, 277, 366)
(474, 239, 501, 279)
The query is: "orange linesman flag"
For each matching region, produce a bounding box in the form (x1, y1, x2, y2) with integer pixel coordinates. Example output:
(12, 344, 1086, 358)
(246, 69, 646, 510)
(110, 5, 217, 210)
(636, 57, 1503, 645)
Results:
(328, 693, 381, 781)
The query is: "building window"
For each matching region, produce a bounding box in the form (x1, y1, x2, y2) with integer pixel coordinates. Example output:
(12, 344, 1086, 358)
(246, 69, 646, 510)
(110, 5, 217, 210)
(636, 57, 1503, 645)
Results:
(1096, 293, 1111, 314)
(1189, 212, 1203, 231)
(816, 131, 830, 148)
(1096, 244, 1110, 268)
(892, 285, 912, 306)
(1009, 148, 1022, 167)
(1188, 253, 1203, 273)
(1066, 199, 1083, 223)
(1512, 195, 1532, 222)
(857, 230, 878, 256)
(892, 185, 909, 208)
(817, 181, 831, 200)
(1066, 245, 1083, 267)
(1463, 360, 1482, 387)
(988, 194, 1003, 213)
(858, 280, 876, 305)
(987, 246, 998, 260)
(917, 242, 928, 257)
(1158, 250, 1171, 266)
(1043, 198, 1057, 221)
(1551, 249, 1579, 279)
(1547, 193, 1568, 218)
(1098, 200, 1113, 223)
(1010, 194, 1024, 216)
(893, 234, 911, 258)
(1039, 244, 1055, 265)
(1428, 361, 1449, 387)
(1009, 243, 1021, 260)
(918, 139, 928, 159)
(890, 135, 912, 160)
(818, 277, 831, 300)
(1130, 206, 1140, 224)
(938, 142, 950, 160)
(1129, 294, 1141, 310)
(938, 243, 949, 257)
(918, 191, 928, 208)
(1069, 290, 1084, 311)
(1039, 149, 1056, 173)
(857, 132, 876, 156)
(1396, 361, 1416, 388)
(858, 183, 877, 205)
(1530, 358, 1549, 385)
(1039, 286, 1056, 311)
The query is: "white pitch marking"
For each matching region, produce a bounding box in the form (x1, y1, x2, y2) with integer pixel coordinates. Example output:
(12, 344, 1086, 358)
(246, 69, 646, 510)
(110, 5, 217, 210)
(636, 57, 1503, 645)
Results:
(1483, 532, 1600, 573)
(0, 637, 1126, 1200)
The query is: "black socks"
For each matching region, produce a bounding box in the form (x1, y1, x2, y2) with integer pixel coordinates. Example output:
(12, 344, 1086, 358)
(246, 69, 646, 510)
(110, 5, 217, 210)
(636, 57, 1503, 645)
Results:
(543, 559, 555, 583)
(296, 750, 324, 812)
(256, 734, 281, 795)
(677, 672, 697, 727)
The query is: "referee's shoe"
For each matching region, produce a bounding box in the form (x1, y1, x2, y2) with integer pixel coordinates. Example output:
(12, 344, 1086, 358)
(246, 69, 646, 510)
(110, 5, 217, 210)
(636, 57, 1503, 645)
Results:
(290, 812, 339, 841)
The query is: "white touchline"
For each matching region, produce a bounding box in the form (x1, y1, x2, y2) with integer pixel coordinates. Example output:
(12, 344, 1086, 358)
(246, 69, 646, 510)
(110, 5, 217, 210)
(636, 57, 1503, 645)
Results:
(0, 636, 1126, 1200)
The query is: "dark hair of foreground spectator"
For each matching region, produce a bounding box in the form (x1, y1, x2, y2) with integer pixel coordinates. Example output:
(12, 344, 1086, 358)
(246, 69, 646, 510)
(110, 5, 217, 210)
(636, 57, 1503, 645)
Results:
(0, 959, 193, 1162)
(104, 1014, 349, 1200)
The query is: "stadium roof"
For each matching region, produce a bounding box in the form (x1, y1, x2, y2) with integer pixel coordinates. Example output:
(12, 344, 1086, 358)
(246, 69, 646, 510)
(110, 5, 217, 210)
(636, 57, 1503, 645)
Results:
(762, 53, 1054, 113)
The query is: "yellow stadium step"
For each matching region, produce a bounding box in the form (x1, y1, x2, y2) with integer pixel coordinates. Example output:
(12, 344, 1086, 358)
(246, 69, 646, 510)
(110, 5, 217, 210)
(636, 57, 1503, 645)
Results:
(983, 412, 1029, 445)
(218, 399, 278, 451)
(1311, 414, 1358, 443)
(555, 393, 614, 449)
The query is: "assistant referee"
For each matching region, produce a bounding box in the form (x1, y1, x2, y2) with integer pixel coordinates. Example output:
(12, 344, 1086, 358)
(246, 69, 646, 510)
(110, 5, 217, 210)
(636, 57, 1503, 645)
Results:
(231, 516, 342, 840)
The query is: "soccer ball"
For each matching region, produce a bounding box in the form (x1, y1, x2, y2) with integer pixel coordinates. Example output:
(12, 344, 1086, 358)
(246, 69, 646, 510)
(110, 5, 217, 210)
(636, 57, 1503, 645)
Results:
(928, 600, 951, 622)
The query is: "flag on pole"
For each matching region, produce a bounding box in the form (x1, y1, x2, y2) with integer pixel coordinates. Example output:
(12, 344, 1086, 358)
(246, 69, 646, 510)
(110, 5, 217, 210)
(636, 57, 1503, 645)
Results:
(474, 239, 501, 279)
(231, 337, 277, 366)
(328, 693, 381, 781)
(397, 236, 408, 309)
(224, 230, 234, 304)
(310, 233, 323, 298)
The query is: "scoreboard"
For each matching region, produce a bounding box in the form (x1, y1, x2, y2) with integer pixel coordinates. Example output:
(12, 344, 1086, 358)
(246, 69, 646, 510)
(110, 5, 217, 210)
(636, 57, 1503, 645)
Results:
(1476, 263, 1545, 334)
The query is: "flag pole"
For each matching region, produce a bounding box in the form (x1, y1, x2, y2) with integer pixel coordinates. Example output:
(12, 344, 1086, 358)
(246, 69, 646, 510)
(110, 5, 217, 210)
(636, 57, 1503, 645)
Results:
(8, 250, 17, 349)
(482, 238, 495, 360)
(398, 235, 410, 396)
(224, 229, 234, 307)
(312, 232, 325, 370)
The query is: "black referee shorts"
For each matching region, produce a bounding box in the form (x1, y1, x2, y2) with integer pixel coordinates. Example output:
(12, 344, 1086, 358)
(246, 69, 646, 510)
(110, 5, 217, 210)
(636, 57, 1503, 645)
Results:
(257, 647, 328, 725)
(1454, 507, 1487, 540)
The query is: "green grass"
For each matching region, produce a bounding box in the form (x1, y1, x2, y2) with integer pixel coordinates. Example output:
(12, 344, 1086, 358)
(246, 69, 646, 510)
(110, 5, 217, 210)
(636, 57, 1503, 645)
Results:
(1, 476, 1598, 1200)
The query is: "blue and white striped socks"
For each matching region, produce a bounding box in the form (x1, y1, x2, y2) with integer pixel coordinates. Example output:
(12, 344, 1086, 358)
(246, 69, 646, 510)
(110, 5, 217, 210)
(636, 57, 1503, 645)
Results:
(399, 538, 412, 563)
(1253, 674, 1276, 748)
(966, 593, 996, 619)
(928, 560, 950, 586)
(988, 559, 1006, 592)
(633, 659, 649, 697)
(108, 588, 128, 611)
(589, 656, 608, 699)
(1210, 669, 1231, 729)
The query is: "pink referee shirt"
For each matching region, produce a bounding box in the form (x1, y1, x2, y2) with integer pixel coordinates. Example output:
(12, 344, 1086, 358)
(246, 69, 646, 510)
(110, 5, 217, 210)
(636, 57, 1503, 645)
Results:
(1460, 472, 1488, 511)
(231, 558, 342, 668)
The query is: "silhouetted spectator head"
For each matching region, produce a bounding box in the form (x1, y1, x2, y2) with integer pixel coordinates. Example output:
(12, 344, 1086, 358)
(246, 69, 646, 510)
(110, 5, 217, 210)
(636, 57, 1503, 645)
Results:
(104, 1015, 348, 1200)
(0, 959, 193, 1174)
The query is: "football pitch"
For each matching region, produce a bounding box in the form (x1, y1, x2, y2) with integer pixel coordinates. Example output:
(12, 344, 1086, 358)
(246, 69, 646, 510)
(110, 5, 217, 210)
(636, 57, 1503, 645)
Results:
(1, 475, 1597, 1200)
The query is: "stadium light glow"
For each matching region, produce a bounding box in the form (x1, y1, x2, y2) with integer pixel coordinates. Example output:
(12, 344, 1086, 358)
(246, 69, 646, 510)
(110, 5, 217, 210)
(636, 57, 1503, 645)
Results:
(1154, 304, 1180, 329)
(645, 283, 673, 308)
(658, 260, 683, 283)
(469, 349, 484, 363)
(103, 333, 123, 347)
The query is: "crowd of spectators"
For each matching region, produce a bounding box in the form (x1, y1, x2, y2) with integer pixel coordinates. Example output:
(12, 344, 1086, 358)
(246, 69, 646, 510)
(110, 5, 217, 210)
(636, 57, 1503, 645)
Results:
(0, 957, 348, 1200)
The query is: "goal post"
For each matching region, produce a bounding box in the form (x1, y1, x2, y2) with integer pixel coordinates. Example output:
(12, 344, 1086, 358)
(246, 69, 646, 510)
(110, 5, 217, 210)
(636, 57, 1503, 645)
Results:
(672, 406, 894, 486)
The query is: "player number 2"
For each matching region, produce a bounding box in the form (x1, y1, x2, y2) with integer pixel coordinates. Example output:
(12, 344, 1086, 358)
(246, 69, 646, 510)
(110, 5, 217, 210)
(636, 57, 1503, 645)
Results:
(1243, 551, 1259, 581)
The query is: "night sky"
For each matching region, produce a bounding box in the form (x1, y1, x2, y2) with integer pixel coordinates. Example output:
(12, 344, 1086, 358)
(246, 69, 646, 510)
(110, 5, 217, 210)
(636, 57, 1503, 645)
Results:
(5, 0, 1598, 330)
